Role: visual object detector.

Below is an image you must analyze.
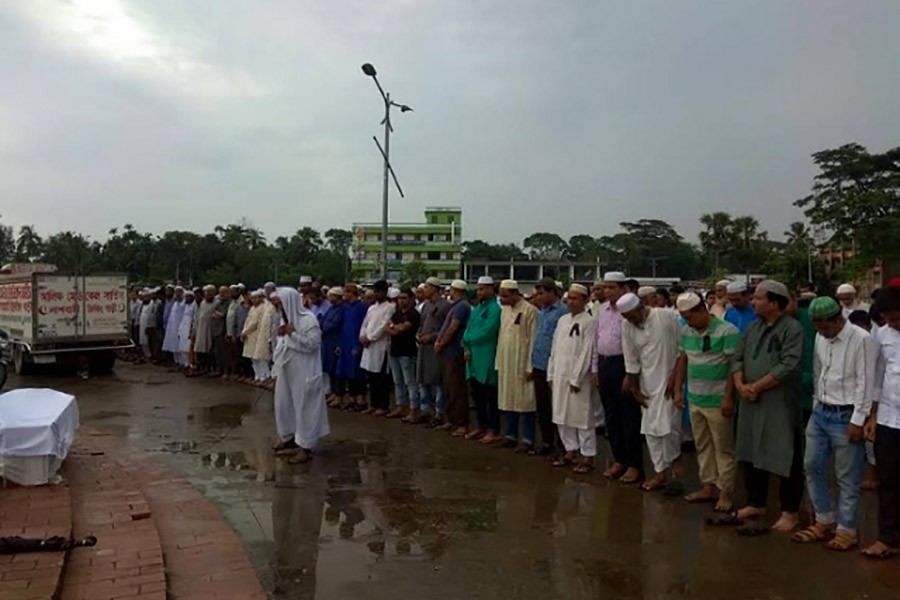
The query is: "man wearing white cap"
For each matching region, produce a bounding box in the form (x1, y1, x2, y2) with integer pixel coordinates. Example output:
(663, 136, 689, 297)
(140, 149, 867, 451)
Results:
(322, 287, 345, 407)
(175, 288, 196, 370)
(724, 281, 756, 333)
(592, 272, 643, 482)
(618, 292, 683, 491)
(732, 279, 805, 533)
(435, 280, 474, 436)
(162, 286, 185, 362)
(637, 286, 658, 308)
(590, 281, 606, 317)
(384, 287, 421, 420)
(711, 280, 731, 318)
(496, 280, 539, 450)
(463, 276, 502, 442)
(674, 292, 740, 511)
(837, 283, 870, 319)
(549, 284, 599, 473)
(416, 277, 450, 424)
(298, 276, 313, 306)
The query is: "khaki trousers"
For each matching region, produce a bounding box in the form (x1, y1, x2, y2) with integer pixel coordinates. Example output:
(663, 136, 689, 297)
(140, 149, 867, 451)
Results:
(689, 404, 736, 493)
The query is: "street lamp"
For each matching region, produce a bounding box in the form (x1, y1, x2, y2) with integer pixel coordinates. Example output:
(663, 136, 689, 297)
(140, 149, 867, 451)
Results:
(361, 62, 413, 280)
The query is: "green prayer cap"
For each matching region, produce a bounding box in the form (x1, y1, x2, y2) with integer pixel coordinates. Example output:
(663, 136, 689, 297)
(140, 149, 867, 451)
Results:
(809, 296, 841, 320)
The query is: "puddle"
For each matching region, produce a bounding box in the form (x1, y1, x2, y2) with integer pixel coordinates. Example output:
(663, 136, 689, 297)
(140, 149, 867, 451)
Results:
(192, 402, 250, 427)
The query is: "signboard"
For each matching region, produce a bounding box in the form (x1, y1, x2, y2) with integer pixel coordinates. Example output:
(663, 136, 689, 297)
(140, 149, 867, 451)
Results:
(36, 275, 129, 339)
(82, 276, 129, 336)
(0, 281, 34, 339)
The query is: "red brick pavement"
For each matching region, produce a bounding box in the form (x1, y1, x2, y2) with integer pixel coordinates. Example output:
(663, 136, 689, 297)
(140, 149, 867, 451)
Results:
(0, 484, 71, 600)
(65, 429, 266, 600)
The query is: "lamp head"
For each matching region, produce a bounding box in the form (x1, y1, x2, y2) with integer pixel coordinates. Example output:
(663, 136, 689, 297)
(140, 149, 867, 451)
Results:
(361, 63, 377, 77)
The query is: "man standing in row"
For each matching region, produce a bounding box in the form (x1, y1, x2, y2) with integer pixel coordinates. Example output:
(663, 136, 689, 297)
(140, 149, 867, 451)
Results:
(435, 280, 473, 436)
(385, 287, 421, 421)
(496, 280, 538, 451)
(359, 281, 394, 416)
(675, 292, 739, 511)
(793, 296, 874, 550)
(417, 278, 449, 426)
(618, 292, 683, 491)
(592, 272, 642, 483)
(463, 276, 502, 442)
(549, 284, 598, 473)
(732, 280, 805, 533)
(725, 281, 756, 333)
(710, 279, 731, 318)
(533, 277, 568, 455)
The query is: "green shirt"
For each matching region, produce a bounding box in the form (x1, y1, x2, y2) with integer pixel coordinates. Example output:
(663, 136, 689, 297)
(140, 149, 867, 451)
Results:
(679, 316, 741, 408)
(462, 299, 501, 385)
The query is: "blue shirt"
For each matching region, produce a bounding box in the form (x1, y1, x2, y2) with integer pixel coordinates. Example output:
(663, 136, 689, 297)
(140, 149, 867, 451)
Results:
(725, 304, 756, 333)
(438, 299, 472, 357)
(533, 300, 568, 371)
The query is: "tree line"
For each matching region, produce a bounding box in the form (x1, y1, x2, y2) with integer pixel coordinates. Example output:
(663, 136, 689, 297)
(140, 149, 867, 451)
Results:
(0, 142, 895, 290)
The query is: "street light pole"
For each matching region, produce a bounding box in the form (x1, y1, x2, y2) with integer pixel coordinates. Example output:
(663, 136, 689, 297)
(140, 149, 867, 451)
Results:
(361, 63, 412, 281)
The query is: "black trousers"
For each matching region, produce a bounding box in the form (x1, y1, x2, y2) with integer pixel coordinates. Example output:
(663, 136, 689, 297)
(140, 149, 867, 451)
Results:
(875, 425, 900, 547)
(533, 368, 560, 451)
(367, 357, 392, 410)
(743, 429, 804, 513)
(470, 378, 500, 433)
(599, 355, 643, 471)
(441, 353, 470, 429)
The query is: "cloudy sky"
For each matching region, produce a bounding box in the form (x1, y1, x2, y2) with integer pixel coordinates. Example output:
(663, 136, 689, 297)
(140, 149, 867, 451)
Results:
(1, 1, 898, 246)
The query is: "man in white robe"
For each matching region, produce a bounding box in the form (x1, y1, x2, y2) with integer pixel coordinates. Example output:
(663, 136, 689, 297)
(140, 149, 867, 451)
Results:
(176, 292, 196, 369)
(138, 289, 153, 358)
(618, 292, 683, 491)
(271, 287, 330, 464)
(162, 286, 185, 357)
(359, 280, 396, 416)
(548, 284, 598, 473)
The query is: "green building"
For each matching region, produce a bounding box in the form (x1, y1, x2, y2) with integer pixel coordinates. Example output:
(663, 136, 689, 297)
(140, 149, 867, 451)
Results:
(352, 207, 462, 282)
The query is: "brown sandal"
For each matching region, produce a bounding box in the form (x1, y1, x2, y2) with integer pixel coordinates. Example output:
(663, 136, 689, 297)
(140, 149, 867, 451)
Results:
(572, 461, 595, 474)
(824, 532, 857, 551)
(288, 450, 312, 465)
(791, 524, 834, 544)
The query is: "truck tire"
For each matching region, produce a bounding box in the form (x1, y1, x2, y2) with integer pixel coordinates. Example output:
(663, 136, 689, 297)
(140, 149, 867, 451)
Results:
(12, 346, 32, 376)
(89, 352, 116, 375)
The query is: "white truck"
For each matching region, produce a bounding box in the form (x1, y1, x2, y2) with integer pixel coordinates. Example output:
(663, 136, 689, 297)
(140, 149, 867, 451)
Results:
(0, 272, 133, 375)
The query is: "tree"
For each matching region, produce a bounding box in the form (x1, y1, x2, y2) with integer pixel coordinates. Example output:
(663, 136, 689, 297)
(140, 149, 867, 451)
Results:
(784, 221, 812, 250)
(794, 143, 900, 267)
(14, 225, 44, 262)
(522, 232, 568, 260)
(566, 235, 606, 262)
(324, 228, 352, 255)
(401, 260, 431, 284)
(699, 211, 734, 271)
(0, 217, 15, 264)
(41, 232, 101, 274)
(462, 240, 526, 261)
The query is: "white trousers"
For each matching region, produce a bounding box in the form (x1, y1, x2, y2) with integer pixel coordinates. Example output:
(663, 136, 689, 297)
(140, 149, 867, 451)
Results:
(253, 359, 271, 381)
(175, 352, 188, 366)
(558, 424, 597, 457)
(646, 430, 681, 473)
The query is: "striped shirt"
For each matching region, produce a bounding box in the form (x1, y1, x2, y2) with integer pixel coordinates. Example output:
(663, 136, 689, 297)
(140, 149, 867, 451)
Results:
(679, 316, 741, 408)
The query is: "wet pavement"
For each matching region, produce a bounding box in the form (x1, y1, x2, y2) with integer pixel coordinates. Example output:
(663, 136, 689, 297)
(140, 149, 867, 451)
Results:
(8, 364, 900, 599)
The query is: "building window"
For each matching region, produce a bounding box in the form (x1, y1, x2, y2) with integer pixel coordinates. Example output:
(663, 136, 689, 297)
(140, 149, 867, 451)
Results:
(430, 215, 438, 224)
(427, 234, 434, 242)
(445, 252, 455, 260)
(414, 252, 422, 260)
(394, 252, 402, 260)
(414, 234, 421, 241)
(428, 251, 440, 260)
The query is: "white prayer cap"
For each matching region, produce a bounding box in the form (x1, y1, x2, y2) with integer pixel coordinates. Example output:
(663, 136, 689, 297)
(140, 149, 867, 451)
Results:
(603, 271, 627, 283)
(757, 279, 790, 299)
(237, 283, 246, 290)
(499, 279, 519, 290)
(264, 281, 276, 289)
(328, 286, 344, 297)
(716, 279, 732, 289)
(388, 287, 401, 299)
(615, 293, 641, 314)
(165, 284, 175, 289)
(800, 291, 818, 301)
(299, 275, 313, 284)
(229, 284, 239, 290)
(417, 283, 426, 290)
(477, 275, 494, 285)
(251, 289, 265, 297)
(568, 283, 589, 298)
(140, 288, 150, 294)
(637, 286, 657, 298)
(450, 279, 468, 291)
(425, 277, 442, 287)
(174, 285, 184, 292)
(726, 281, 747, 293)
(837, 283, 857, 295)
(203, 284, 216, 292)
(676, 292, 703, 312)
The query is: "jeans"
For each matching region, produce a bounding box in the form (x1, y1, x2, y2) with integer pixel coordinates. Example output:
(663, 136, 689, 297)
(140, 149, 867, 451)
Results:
(389, 355, 419, 409)
(804, 405, 865, 534)
(419, 383, 446, 416)
(504, 411, 536, 445)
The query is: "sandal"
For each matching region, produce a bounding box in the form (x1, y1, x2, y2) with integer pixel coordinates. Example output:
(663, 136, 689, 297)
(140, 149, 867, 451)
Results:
(824, 532, 857, 552)
(861, 543, 899, 560)
(713, 504, 735, 514)
(640, 477, 667, 492)
(287, 450, 312, 465)
(736, 520, 771, 537)
(706, 511, 741, 527)
(603, 465, 626, 480)
(791, 524, 834, 544)
(572, 462, 595, 474)
(619, 473, 643, 485)
(552, 454, 576, 468)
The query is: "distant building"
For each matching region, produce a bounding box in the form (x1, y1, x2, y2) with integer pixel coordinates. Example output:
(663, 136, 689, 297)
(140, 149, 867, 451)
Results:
(352, 207, 463, 282)
(819, 245, 885, 297)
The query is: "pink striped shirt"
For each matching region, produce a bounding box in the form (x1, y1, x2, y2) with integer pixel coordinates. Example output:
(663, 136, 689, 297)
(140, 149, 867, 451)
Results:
(591, 301, 624, 372)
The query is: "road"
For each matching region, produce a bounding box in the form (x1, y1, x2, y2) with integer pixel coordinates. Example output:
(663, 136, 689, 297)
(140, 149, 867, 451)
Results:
(9, 363, 900, 600)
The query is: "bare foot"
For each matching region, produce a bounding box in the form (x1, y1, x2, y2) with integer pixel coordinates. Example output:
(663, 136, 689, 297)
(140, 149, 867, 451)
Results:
(603, 461, 626, 479)
(619, 467, 642, 484)
(771, 511, 800, 532)
(715, 491, 734, 512)
(641, 473, 667, 491)
(736, 506, 766, 520)
(685, 484, 718, 503)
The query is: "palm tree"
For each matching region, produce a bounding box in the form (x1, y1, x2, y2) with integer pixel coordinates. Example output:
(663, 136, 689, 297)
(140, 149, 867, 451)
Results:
(14, 225, 44, 262)
(784, 221, 812, 249)
(699, 212, 734, 271)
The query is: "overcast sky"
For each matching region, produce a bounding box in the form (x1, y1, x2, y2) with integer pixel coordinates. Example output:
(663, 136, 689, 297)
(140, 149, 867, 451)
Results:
(1, 1, 898, 247)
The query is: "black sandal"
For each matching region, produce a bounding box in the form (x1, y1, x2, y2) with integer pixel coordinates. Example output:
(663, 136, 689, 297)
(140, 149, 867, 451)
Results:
(736, 520, 771, 537)
(706, 511, 741, 527)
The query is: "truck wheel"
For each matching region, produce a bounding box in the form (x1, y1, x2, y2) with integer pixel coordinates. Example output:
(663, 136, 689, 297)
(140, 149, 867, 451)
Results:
(12, 346, 32, 375)
(89, 352, 116, 375)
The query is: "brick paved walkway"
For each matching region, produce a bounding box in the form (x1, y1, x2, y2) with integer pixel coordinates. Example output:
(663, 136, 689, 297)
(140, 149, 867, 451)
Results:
(0, 484, 71, 600)
(1, 428, 265, 600)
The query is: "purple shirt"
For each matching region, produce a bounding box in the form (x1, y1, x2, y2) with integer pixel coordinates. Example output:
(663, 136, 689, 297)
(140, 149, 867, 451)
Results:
(591, 301, 624, 372)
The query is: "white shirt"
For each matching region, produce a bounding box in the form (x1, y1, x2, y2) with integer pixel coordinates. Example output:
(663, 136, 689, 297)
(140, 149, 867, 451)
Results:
(813, 322, 875, 427)
(841, 301, 871, 320)
(359, 300, 396, 373)
(875, 324, 900, 429)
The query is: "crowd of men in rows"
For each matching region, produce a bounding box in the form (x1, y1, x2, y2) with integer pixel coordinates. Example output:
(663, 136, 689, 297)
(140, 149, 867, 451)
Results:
(127, 271, 900, 560)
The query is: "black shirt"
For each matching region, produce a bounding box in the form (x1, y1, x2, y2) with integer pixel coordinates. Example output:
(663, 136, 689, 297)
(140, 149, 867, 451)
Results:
(390, 307, 421, 357)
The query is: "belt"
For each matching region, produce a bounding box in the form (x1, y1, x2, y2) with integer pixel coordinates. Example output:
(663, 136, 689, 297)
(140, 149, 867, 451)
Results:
(597, 354, 623, 360)
(819, 403, 854, 413)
